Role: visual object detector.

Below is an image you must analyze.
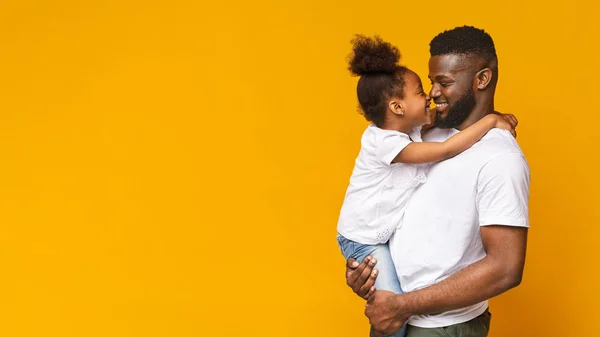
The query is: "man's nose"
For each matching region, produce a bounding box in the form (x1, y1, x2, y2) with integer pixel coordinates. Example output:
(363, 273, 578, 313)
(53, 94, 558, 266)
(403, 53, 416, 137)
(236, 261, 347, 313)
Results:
(429, 85, 441, 98)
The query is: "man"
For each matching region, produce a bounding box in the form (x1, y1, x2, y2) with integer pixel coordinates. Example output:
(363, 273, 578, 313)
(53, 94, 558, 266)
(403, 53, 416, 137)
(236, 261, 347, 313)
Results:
(345, 26, 530, 337)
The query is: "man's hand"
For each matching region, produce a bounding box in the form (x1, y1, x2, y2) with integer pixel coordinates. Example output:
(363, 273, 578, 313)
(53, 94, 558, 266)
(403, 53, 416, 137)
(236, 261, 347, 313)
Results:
(345, 256, 378, 299)
(365, 290, 410, 336)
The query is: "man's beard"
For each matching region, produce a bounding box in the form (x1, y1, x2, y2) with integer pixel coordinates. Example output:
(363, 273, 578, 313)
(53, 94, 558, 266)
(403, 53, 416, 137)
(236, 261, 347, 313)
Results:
(435, 87, 476, 129)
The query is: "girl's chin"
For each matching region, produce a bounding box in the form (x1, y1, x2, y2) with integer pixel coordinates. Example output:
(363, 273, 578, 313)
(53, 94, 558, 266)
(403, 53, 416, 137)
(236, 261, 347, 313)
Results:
(423, 114, 433, 126)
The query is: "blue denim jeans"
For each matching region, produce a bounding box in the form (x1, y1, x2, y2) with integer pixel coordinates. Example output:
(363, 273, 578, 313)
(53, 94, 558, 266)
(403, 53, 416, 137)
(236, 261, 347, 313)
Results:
(337, 234, 406, 337)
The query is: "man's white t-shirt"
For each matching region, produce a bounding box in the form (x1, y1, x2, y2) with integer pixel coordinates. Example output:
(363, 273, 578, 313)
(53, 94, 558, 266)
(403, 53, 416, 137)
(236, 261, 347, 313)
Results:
(337, 125, 428, 244)
(389, 128, 530, 328)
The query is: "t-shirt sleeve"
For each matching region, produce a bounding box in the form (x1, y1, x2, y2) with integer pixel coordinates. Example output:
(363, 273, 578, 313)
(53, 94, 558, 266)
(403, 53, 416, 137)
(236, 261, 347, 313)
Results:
(377, 132, 412, 166)
(476, 152, 531, 227)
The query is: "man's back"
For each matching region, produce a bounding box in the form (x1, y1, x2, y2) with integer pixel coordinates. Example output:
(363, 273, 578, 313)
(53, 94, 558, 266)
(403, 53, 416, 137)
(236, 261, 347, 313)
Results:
(389, 127, 530, 328)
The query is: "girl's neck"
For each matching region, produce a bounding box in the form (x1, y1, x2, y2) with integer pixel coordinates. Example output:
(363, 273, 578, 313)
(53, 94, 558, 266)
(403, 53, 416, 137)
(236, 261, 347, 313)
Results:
(380, 119, 413, 134)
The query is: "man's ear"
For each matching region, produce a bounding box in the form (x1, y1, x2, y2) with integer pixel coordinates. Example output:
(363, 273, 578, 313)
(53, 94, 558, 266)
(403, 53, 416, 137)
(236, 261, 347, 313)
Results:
(475, 68, 493, 90)
(389, 99, 404, 116)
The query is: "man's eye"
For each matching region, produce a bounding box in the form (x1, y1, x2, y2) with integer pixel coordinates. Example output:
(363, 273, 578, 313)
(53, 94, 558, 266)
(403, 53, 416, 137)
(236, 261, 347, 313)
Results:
(440, 82, 452, 87)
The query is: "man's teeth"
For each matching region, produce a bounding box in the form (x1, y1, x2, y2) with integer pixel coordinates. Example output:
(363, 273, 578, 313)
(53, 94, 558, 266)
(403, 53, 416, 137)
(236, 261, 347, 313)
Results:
(436, 103, 448, 108)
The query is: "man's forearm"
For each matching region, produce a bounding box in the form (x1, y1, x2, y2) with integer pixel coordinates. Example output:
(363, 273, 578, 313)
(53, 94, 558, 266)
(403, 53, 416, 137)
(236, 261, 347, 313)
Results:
(397, 255, 520, 316)
(364, 226, 527, 335)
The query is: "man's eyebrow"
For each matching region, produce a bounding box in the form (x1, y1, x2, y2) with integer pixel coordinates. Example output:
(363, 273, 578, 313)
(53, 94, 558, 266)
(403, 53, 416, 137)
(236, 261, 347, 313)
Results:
(434, 75, 453, 81)
(428, 74, 453, 81)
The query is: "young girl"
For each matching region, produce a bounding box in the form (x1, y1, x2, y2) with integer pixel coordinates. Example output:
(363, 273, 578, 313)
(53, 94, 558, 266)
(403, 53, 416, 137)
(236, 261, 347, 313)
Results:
(336, 35, 516, 337)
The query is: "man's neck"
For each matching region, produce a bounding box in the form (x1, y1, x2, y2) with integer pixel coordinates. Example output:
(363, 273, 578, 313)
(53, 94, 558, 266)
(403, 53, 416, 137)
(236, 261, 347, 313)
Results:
(456, 100, 495, 130)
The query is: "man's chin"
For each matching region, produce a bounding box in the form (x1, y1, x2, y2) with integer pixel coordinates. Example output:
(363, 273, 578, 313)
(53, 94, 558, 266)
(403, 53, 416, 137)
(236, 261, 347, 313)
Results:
(435, 108, 471, 129)
(434, 116, 455, 129)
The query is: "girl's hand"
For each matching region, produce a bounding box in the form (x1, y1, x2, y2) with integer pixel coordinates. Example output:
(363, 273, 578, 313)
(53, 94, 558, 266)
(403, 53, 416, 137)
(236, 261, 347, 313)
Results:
(492, 113, 518, 138)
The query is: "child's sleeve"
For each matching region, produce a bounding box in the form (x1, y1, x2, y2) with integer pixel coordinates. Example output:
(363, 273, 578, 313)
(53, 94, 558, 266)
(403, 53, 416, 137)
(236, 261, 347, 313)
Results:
(377, 132, 412, 166)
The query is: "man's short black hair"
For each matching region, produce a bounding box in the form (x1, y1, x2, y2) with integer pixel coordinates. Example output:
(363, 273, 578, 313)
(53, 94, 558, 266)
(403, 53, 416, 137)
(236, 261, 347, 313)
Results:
(430, 26, 497, 62)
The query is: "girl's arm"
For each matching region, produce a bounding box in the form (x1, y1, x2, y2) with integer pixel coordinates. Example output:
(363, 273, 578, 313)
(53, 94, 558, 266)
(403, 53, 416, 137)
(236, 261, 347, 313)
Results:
(392, 113, 516, 164)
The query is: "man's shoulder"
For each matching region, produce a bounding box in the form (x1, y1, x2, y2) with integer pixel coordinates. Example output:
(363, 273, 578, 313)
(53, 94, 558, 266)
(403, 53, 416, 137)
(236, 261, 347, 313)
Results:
(477, 130, 530, 179)
(477, 129, 526, 158)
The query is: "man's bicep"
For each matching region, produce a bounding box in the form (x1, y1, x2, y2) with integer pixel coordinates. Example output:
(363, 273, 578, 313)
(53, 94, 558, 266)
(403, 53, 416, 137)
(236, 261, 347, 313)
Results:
(477, 152, 531, 228)
(480, 225, 528, 284)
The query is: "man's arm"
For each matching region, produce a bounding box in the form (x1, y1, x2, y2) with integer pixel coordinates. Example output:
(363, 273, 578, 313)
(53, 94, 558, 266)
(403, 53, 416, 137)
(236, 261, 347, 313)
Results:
(364, 225, 527, 335)
(398, 225, 527, 312)
(362, 151, 531, 336)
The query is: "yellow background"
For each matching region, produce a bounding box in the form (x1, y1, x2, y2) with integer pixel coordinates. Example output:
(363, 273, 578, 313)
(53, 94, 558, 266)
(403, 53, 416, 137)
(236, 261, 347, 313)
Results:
(0, 0, 598, 336)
